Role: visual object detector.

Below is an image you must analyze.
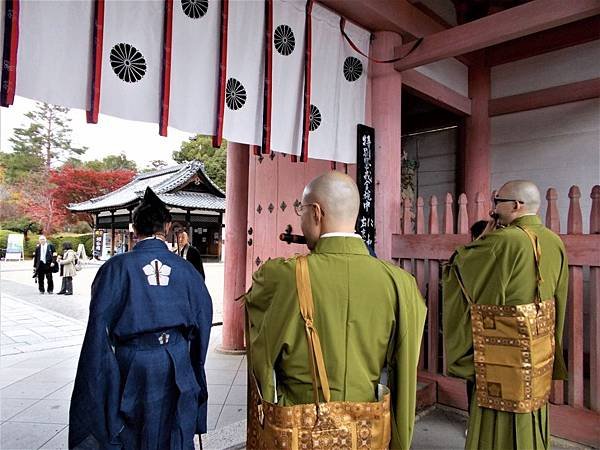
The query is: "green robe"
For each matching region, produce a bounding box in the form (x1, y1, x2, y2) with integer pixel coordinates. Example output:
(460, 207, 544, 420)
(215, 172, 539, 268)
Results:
(443, 215, 568, 450)
(246, 236, 427, 450)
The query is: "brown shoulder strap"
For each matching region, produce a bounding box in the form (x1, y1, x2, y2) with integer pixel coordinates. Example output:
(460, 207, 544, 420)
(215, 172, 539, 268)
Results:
(296, 255, 331, 404)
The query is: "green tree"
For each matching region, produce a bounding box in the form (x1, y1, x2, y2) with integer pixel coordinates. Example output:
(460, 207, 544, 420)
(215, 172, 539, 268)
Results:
(0, 149, 44, 183)
(84, 153, 138, 171)
(8, 102, 87, 170)
(172, 135, 227, 190)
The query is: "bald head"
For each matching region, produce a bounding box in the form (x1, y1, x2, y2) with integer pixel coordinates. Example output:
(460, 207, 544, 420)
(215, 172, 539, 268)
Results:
(498, 180, 541, 214)
(303, 171, 360, 227)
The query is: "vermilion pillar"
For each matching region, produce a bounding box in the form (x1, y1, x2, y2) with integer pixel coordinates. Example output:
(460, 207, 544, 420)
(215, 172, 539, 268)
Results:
(219, 142, 249, 352)
(372, 32, 403, 261)
(462, 53, 491, 221)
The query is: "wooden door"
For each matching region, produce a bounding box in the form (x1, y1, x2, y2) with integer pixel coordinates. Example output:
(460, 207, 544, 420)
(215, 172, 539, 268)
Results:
(246, 153, 353, 284)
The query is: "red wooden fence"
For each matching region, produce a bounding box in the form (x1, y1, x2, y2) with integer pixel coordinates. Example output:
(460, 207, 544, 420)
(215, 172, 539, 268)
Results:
(392, 185, 600, 448)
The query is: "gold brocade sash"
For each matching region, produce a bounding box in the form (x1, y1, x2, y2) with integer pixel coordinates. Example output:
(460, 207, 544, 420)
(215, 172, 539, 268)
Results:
(246, 256, 392, 449)
(455, 226, 555, 413)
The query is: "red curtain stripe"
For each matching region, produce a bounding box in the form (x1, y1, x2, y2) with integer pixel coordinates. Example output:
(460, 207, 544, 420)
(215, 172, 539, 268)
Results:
(212, 0, 229, 149)
(1, 0, 20, 107)
(86, 0, 105, 124)
(159, 0, 174, 137)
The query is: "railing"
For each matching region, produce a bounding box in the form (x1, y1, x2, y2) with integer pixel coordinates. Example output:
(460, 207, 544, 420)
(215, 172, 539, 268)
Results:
(392, 185, 600, 448)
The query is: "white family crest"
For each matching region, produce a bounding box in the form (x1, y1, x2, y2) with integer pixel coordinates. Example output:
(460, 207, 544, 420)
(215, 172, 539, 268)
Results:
(142, 259, 171, 286)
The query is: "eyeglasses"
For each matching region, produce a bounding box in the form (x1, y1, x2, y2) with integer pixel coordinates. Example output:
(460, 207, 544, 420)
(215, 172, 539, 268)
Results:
(493, 197, 524, 206)
(294, 202, 325, 217)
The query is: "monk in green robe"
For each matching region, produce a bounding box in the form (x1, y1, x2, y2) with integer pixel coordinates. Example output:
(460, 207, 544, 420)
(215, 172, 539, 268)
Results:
(246, 172, 427, 450)
(443, 180, 568, 450)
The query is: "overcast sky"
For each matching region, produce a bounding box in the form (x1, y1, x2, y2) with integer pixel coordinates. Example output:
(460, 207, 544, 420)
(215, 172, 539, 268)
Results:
(0, 96, 194, 169)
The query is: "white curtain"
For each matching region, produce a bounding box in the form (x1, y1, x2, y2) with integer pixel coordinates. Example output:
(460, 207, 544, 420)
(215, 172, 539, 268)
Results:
(221, 0, 265, 146)
(100, 1, 164, 124)
(269, 0, 306, 156)
(16, 1, 94, 109)
(308, 3, 369, 164)
(169, 0, 220, 136)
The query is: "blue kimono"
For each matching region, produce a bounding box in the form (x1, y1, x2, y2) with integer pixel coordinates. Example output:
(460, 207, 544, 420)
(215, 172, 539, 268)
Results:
(69, 238, 213, 450)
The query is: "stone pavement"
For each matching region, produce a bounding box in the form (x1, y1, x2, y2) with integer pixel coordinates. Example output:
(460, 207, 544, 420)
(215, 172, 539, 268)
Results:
(0, 294, 247, 449)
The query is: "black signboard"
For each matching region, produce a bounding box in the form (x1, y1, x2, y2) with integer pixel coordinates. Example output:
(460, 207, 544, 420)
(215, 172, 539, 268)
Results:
(93, 230, 104, 257)
(356, 124, 375, 249)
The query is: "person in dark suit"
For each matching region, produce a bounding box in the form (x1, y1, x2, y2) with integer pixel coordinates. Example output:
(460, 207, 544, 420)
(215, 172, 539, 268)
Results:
(33, 235, 56, 294)
(177, 231, 205, 280)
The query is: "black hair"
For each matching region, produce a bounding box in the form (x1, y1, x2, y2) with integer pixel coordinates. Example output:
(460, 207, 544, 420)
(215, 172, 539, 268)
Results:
(470, 220, 488, 241)
(62, 241, 73, 251)
(133, 189, 172, 236)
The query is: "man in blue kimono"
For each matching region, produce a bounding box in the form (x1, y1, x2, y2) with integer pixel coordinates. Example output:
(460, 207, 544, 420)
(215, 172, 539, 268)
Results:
(69, 187, 213, 450)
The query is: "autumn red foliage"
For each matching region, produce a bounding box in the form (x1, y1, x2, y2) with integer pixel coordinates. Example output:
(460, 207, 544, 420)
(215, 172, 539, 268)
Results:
(18, 165, 135, 233)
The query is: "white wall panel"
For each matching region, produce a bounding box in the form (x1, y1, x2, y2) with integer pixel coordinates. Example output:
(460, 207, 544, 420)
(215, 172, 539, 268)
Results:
(491, 99, 599, 232)
(491, 41, 600, 99)
(415, 58, 468, 97)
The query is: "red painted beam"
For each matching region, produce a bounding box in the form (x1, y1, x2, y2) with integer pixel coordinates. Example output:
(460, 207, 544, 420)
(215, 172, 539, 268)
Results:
(393, 0, 600, 72)
(489, 78, 600, 117)
(318, 0, 474, 66)
(391, 234, 470, 260)
(486, 16, 600, 67)
(402, 69, 471, 115)
(318, 0, 445, 37)
(220, 142, 249, 352)
(391, 233, 600, 265)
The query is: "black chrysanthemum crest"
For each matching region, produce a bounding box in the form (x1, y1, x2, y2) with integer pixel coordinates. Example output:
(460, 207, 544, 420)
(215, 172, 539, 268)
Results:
(110, 43, 147, 83)
(309, 104, 321, 131)
(343, 56, 363, 82)
(225, 78, 247, 110)
(274, 25, 295, 56)
(181, 0, 208, 18)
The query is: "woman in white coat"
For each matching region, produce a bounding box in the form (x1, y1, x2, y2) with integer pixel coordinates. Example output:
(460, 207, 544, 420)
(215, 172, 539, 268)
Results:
(57, 241, 76, 295)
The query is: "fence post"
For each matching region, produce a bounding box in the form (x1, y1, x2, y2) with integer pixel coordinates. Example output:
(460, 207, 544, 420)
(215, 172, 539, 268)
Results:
(458, 193, 469, 234)
(428, 195, 440, 373)
(415, 197, 426, 293)
(474, 191, 487, 223)
(401, 196, 413, 273)
(590, 185, 600, 411)
(567, 185, 584, 408)
(544, 187, 564, 404)
(546, 188, 561, 233)
(443, 193, 454, 235)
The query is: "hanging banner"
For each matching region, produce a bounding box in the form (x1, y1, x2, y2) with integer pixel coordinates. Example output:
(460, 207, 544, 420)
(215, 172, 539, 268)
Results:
(168, 0, 220, 136)
(267, 0, 305, 157)
(305, 3, 338, 162)
(335, 19, 369, 163)
(308, 4, 369, 164)
(99, 1, 164, 124)
(356, 124, 375, 249)
(221, 0, 265, 146)
(15, 1, 93, 109)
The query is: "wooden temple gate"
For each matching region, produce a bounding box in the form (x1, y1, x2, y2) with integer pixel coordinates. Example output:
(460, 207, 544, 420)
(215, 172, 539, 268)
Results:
(392, 185, 600, 447)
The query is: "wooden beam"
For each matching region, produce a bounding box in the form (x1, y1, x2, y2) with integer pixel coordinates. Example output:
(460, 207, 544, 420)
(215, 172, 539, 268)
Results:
(489, 78, 600, 117)
(318, 0, 445, 37)
(392, 234, 469, 260)
(393, 0, 600, 72)
(403, 69, 471, 115)
(486, 16, 600, 67)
